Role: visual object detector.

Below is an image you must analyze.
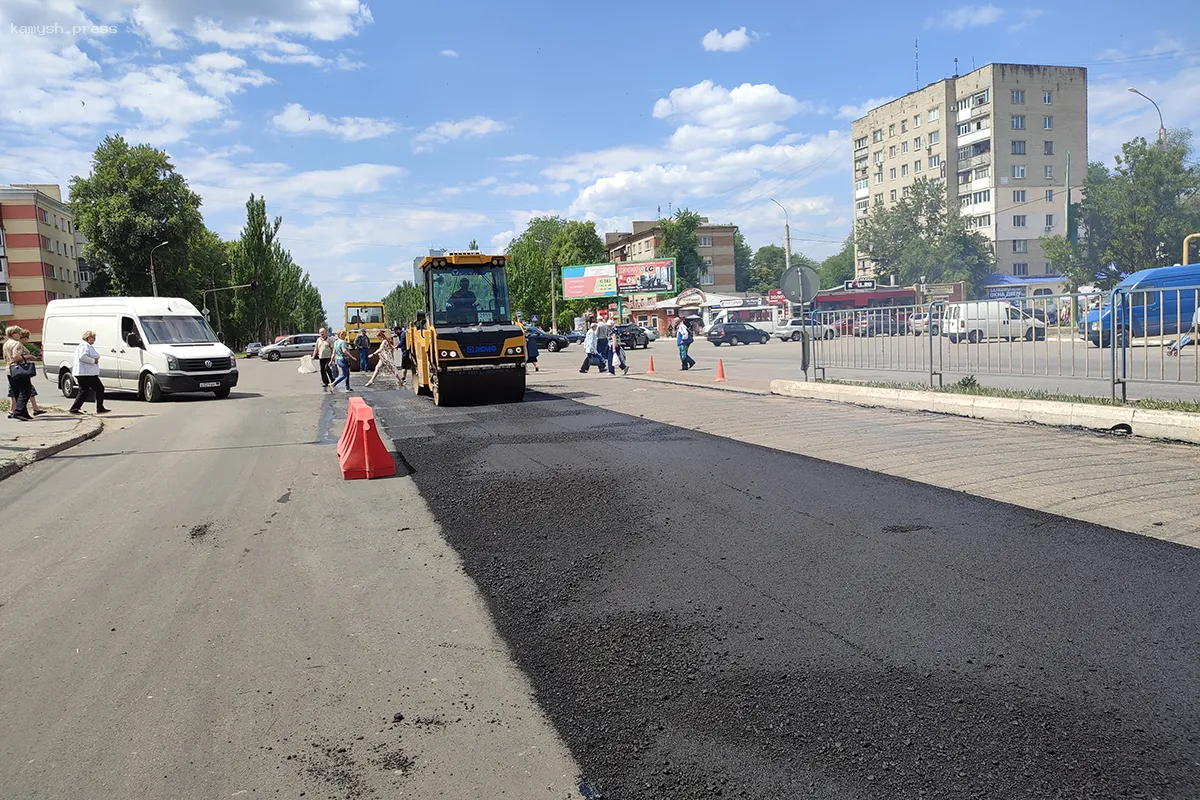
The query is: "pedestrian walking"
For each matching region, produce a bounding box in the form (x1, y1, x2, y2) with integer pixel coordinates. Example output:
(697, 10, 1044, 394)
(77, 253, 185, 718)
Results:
(1167, 306, 1200, 355)
(579, 322, 602, 373)
(9, 330, 46, 416)
(595, 317, 614, 374)
(394, 326, 412, 387)
(313, 328, 334, 391)
(330, 329, 352, 391)
(4, 326, 37, 421)
(355, 329, 371, 372)
(677, 318, 696, 370)
(610, 327, 628, 374)
(68, 330, 111, 415)
(525, 326, 540, 372)
(364, 330, 401, 388)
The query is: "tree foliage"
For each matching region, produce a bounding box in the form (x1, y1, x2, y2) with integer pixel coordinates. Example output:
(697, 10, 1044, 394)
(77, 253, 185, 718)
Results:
(819, 237, 855, 289)
(658, 208, 704, 289)
(507, 215, 565, 325)
(747, 244, 816, 295)
(854, 177, 995, 297)
(69, 135, 204, 297)
(733, 229, 752, 292)
(1059, 130, 1200, 289)
(383, 281, 425, 328)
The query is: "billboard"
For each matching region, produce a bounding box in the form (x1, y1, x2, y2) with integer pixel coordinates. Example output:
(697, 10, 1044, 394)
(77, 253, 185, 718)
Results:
(561, 263, 617, 299)
(616, 259, 675, 293)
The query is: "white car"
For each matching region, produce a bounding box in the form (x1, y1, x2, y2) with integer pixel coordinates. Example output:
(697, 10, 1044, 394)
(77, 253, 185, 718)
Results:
(774, 316, 838, 342)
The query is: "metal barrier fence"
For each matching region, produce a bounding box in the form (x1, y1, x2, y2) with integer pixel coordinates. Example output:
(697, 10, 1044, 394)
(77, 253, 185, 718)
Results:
(806, 286, 1200, 399)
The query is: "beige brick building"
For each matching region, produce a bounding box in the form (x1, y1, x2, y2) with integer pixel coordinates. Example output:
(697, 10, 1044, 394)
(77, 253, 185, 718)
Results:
(605, 218, 738, 294)
(0, 184, 82, 343)
(851, 63, 1087, 284)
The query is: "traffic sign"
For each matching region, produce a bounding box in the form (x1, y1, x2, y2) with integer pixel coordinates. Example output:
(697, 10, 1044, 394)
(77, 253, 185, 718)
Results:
(780, 265, 820, 304)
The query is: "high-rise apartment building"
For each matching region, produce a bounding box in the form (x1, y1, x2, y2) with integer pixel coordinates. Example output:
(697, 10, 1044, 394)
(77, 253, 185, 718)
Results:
(851, 64, 1087, 282)
(0, 184, 83, 343)
(605, 218, 738, 294)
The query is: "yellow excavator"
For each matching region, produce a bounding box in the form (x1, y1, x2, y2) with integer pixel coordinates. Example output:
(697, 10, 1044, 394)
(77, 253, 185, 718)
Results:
(407, 251, 527, 405)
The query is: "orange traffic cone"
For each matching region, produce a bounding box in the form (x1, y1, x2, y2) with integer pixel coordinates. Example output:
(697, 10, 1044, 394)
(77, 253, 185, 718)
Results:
(715, 358, 727, 382)
(647, 355, 656, 374)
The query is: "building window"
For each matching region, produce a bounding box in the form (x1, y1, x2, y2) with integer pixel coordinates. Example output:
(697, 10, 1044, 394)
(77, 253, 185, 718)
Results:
(888, 124, 896, 137)
(42, 235, 51, 250)
(1011, 89, 1026, 104)
(901, 141, 909, 154)
(929, 130, 940, 145)
(874, 193, 884, 206)
(854, 136, 868, 149)
(1043, 115, 1053, 130)
(873, 129, 883, 142)
(855, 178, 869, 190)
(902, 186, 911, 198)
(957, 122, 971, 136)
(1045, 213, 1054, 228)
(1013, 215, 1027, 227)
(1013, 239, 1029, 253)
(901, 164, 909, 177)
(1044, 164, 1054, 178)
(856, 199, 869, 214)
(930, 154, 942, 168)
(1012, 140, 1026, 155)
(703, 256, 713, 267)
(1045, 262, 1054, 274)
(890, 189, 897, 201)
(700, 270, 715, 286)
(0, 284, 9, 303)
(889, 167, 897, 179)
(698, 235, 713, 247)
(914, 136, 922, 148)
(1012, 165, 1027, 179)
(929, 107, 940, 121)
(54, 215, 59, 229)
(874, 150, 883, 164)
(873, 170, 883, 183)
(914, 159, 922, 173)
(971, 189, 991, 204)
(1013, 263, 1029, 276)
(1043, 90, 1053, 105)
(1013, 190, 1026, 202)
(1011, 115, 1026, 130)
(913, 115, 921, 128)
(901, 120, 908, 134)
(974, 214, 991, 228)
(889, 145, 897, 158)
(1045, 189, 1055, 202)
(1043, 140, 1054, 155)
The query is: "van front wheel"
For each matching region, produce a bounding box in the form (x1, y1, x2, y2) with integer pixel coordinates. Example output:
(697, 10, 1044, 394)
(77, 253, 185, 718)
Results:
(59, 371, 78, 398)
(141, 373, 163, 403)
(213, 387, 231, 399)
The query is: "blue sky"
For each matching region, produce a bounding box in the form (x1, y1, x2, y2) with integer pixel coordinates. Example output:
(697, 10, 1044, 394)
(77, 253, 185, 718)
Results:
(1, 0, 1197, 320)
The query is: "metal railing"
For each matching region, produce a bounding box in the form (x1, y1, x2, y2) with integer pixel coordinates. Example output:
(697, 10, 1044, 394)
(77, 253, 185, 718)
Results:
(805, 286, 1200, 399)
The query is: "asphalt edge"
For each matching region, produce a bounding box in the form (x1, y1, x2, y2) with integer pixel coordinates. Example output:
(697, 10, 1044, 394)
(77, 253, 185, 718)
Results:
(770, 380, 1200, 445)
(626, 374, 769, 396)
(0, 416, 105, 481)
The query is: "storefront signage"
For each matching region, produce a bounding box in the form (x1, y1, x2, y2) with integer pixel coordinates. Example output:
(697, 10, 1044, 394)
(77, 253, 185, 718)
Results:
(986, 286, 1027, 300)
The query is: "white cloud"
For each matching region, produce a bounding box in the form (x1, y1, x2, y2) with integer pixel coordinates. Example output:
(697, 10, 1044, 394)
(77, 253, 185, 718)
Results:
(701, 27, 754, 52)
(1007, 9, 1044, 31)
(439, 49, 458, 57)
(498, 153, 537, 163)
(490, 230, 514, 252)
(652, 80, 810, 150)
(271, 103, 399, 141)
(411, 116, 508, 152)
(1088, 65, 1200, 165)
(835, 97, 893, 121)
(186, 51, 272, 97)
(925, 4, 1005, 30)
(492, 183, 540, 197)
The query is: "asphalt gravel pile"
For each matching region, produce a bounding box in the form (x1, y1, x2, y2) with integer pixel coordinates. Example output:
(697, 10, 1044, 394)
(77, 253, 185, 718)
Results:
(369, 387, 1200, 799)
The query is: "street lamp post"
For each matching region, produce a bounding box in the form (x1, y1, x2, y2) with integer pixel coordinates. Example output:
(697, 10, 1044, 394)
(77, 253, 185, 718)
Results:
(771, 198, 792, 312)
(1127, 87, 1167, 148)
(149, 240, 169, 297)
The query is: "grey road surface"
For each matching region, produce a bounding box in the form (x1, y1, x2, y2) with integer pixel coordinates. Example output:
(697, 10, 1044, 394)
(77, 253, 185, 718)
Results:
(369, 381, 1200, 799)
(0, 362, 580, 799)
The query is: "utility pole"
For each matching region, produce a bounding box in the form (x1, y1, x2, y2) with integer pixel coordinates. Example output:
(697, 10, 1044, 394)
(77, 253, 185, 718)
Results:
(771, 198, 792, 311)
(550, 262, 558, 333)
(149, 240, 169, 297)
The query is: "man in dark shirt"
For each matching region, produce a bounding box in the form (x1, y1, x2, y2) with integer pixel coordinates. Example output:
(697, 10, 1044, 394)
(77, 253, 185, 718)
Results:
(354, 329, 371, 372)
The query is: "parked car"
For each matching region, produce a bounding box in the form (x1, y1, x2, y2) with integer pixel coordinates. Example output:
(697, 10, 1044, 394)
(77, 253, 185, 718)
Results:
(643, 327, 660, 341)
(707, 322, 770, 346)
(564, 330, 586, 344)
(945, 301, 1045, 343)
(245, 342, 263, 357)
(909, 312, 945, 337)
(259, 333, 319, 361)
(524, 326, 570, 352)
(614, 323, 650, 349)
(775, 316, 838, 342)
(854, 312, 908, 337)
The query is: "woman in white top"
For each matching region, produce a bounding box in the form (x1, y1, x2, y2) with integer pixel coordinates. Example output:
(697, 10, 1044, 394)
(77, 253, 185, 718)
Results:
(69, 330, 110, 415)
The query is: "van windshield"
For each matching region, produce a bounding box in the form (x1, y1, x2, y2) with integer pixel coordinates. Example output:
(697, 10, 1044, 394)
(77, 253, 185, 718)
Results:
(139, 315, 219, 344)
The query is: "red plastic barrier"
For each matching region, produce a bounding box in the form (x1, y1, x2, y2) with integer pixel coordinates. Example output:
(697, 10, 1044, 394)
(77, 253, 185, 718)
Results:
(337, 397, 396, 480)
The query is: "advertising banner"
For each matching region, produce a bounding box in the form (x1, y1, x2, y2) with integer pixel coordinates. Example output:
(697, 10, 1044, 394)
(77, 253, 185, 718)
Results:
(561, 263, 617, 299)
(616, 259, 675, 293)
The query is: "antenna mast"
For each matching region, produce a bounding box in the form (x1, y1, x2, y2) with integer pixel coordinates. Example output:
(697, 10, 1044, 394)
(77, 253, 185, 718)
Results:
(915, 39, 919, 86)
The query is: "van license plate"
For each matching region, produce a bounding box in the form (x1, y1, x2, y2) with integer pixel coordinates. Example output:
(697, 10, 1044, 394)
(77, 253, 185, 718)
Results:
(199, 381, 220, 388)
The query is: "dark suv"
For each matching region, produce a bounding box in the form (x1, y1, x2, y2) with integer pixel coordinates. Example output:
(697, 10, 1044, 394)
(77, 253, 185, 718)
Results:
(706, 322, 770, 346)
(614, 324, 650, 349)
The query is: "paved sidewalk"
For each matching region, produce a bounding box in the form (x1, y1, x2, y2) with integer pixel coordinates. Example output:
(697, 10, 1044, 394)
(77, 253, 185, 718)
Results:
(526, 361, 1200, 549)
(0, 411, 104, 480)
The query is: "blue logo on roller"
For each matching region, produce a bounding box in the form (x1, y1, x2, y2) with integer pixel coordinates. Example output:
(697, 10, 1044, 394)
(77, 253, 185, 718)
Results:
(464, 344, 498, 354)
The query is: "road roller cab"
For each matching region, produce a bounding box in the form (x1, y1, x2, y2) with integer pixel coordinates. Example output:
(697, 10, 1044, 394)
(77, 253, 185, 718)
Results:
(409, 251, 527, 405)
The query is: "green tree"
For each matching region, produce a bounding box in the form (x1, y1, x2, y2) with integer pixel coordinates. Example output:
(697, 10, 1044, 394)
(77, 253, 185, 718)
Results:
(819, 237, 855, 289)
(1071, 130, 1200, 289)
(383, 281, 425, 327)
(69, 135, 205, 297)
(733, 229, 753, 291)
(747, 244, 816, 295)
(1040, 234, 1083, 290)
(549, 220, 607, 330)
(507, 216, 566, 324)
(855, 177, 994, 297)
(468, 238, 479, 250)
(659, 208, 704, 288)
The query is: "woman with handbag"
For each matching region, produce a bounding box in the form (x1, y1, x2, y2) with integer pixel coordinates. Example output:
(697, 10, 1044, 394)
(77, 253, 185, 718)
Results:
(4, 325, 36, 421)
(68, 330, 111, 415)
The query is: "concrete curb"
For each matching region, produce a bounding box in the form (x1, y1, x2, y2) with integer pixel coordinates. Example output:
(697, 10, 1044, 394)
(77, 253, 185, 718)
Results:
(0, 417, 105, 481)
(770, 380, 1200, 444)
(626, 375, 769, 396)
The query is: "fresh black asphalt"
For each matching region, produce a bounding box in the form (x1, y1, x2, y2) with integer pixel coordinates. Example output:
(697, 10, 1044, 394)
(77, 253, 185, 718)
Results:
(366, 385, 1200, 799)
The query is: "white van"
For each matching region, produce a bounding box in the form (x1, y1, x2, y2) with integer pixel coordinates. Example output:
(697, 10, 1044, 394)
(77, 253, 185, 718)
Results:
(943, 301, 1046, 343)
(705, 306, 783, 335)
(42, 297, 238, 402)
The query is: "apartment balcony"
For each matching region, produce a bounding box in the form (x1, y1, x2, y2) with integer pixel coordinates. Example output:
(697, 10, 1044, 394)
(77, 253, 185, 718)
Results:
(855, 186, 870, 200)
(956, 127, 991, 147)
(960, 151, 992, 170)
(0, 301, 12, 317)
(854, 145, 869, 159)
(971, 102, 990, 118)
